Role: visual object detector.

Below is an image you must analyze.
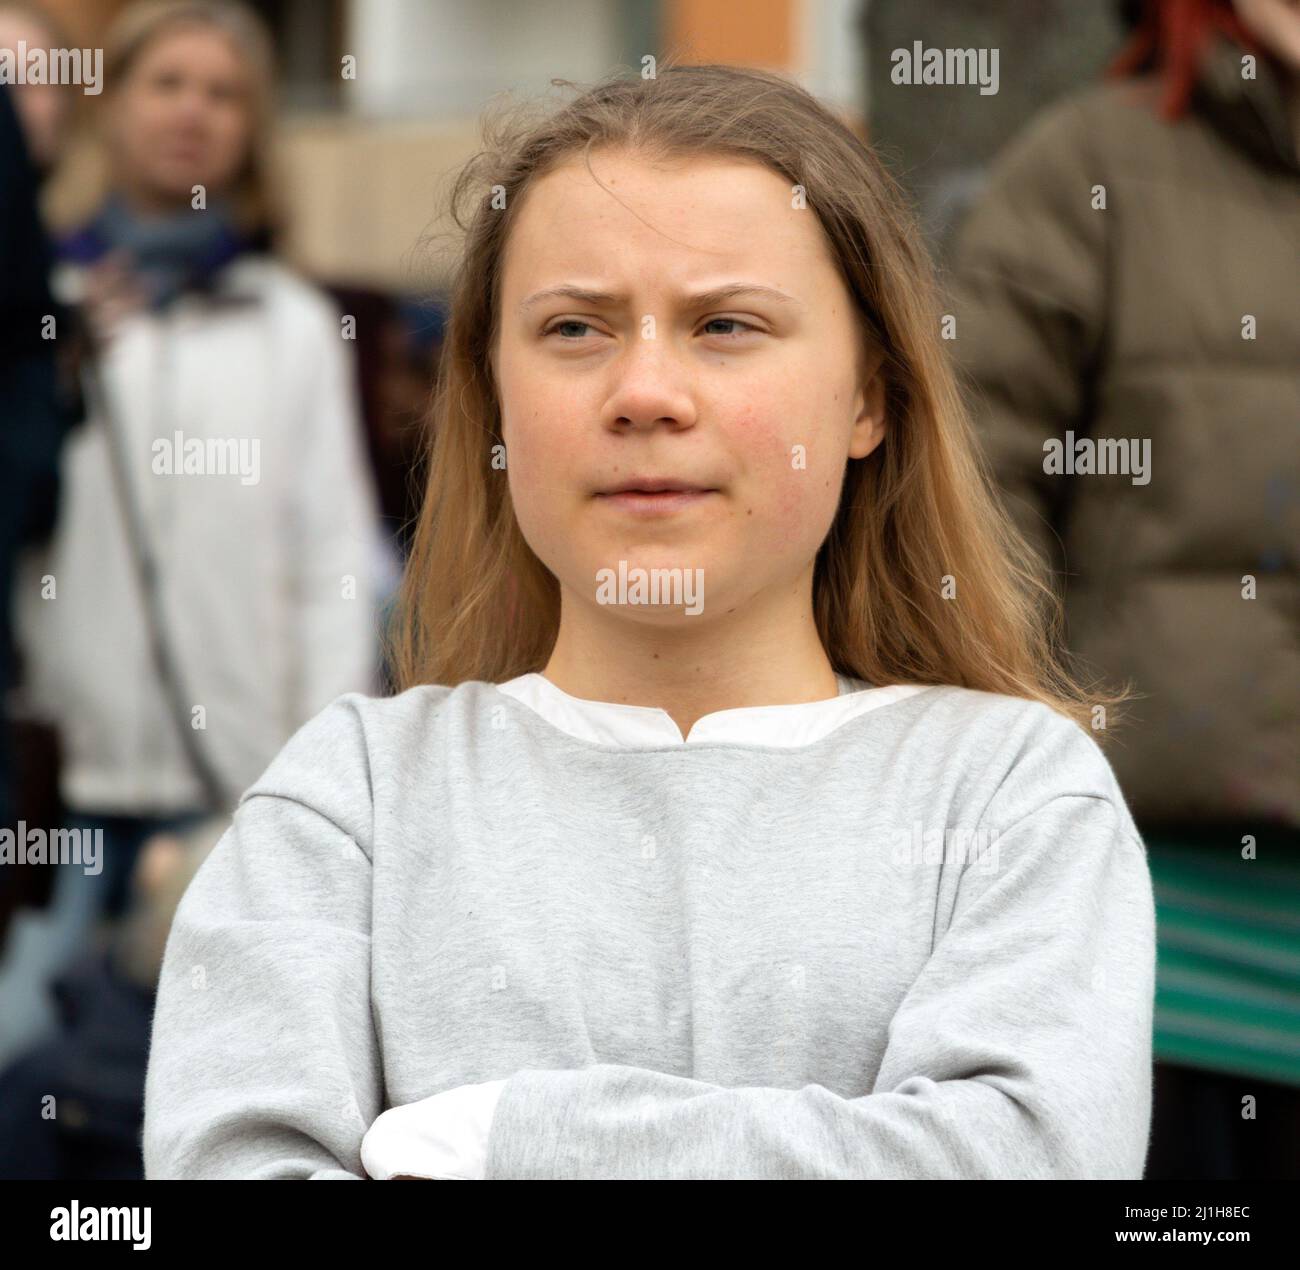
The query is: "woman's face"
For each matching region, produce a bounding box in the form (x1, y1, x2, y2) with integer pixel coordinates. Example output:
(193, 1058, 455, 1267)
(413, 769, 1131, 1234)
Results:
(1233, 0, 1300, 75)
(494, 148, 885, 629)
(0, 12, 69, 168)
(109, 24, 253, 210)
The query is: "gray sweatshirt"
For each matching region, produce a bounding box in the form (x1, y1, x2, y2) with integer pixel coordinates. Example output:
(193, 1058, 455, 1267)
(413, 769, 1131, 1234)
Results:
(142, 676, 1157, 1179)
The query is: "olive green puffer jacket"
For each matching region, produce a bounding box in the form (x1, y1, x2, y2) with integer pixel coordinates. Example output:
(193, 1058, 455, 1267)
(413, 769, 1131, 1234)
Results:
(947, 36, 1299, 827)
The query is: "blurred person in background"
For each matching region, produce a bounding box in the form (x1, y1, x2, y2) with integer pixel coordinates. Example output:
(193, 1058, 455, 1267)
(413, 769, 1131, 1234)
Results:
(947, 0, 1299, 1179)
(0, 3, 76, 867)
(0, 814, 228, 1179)
(0, 0, 383, 1070)
(319, 282, 439, 643)
(0, 1, 69, 172)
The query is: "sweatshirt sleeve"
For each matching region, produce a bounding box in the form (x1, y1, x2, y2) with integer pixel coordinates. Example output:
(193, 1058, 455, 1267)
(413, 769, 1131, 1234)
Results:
(143, 697, 381, 1179)
(483, 727, 1157, 1179)
(945, 92, 1110, 583)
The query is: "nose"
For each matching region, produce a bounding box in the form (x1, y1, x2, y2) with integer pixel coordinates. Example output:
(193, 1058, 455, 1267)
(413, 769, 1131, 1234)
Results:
(604, 333, 698, 433)
(173, 82, 213, 125)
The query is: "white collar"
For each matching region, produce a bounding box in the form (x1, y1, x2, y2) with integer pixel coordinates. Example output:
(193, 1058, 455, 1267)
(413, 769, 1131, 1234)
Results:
(495, 672, 930, 749)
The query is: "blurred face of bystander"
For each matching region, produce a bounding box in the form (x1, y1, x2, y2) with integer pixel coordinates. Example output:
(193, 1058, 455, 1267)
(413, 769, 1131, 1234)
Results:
(0, 9, 68, 167)
(1233, 0, 1300, 74)
(109, 23, 252, 213)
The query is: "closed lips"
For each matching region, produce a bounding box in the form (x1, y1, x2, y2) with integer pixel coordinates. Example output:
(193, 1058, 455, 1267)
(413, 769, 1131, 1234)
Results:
(598, 481, 717, 494)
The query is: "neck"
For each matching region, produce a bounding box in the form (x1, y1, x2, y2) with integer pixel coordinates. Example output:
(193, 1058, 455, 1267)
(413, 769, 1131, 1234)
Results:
(541, 564, 841, 738)
(113, 182, 206, 219)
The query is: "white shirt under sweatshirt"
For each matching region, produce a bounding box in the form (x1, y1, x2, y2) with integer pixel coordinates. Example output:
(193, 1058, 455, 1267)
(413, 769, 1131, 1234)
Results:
(144, 672, 1158, 1179)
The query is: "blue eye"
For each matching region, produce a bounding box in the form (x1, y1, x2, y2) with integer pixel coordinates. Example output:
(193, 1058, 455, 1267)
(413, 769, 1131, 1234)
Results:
(543, 320, 594, 340)
(542, 317, 759, 341)
(701, 318, 757, 338)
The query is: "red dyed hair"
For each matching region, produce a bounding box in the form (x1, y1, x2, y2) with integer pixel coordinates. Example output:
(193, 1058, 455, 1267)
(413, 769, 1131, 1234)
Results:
(1107, 0, 1268, 119)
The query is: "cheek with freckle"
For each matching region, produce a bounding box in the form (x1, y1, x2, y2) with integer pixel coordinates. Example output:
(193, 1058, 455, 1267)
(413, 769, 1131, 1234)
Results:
(776, 474, 835, 557)
(751, 433, 844, 559)
(505, 410, 603, 579)
(738, 456, 817, 558)
(738, 407, 814, 514)
(504, 404, 578, 492)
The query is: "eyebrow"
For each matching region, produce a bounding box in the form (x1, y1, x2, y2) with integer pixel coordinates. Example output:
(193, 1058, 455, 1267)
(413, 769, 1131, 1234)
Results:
(518, 283, 804, 314)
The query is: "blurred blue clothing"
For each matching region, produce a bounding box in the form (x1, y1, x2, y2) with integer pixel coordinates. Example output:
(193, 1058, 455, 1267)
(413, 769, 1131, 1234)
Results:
(0, 810, 205, 1071)
(0, 84, 68, 830)
(59, 192, 249, 310)
(0, 946, 155, 1180)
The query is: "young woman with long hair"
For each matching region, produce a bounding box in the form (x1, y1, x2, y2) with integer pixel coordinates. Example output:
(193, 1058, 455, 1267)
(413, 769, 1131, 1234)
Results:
(2, 0, 380, 1067)
(144, 59, 1156, 1180)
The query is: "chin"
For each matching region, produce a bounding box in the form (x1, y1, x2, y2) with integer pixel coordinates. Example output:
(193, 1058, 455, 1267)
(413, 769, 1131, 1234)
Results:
(579, 553, 713, 620)
(144, 177, 202, 204)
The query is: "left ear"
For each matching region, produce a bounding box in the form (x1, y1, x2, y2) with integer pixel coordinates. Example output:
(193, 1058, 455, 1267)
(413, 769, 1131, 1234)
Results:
(848, 348, 887, 461)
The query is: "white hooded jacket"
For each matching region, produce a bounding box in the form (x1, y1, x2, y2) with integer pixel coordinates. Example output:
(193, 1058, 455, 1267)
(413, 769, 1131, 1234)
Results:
(15, 254, 385, 814)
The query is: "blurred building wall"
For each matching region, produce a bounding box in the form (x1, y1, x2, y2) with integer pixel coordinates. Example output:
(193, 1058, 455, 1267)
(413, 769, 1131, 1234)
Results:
(277, 114, 483, 292)
(28, 0, 870, 293)
(343, 0, 625, 118)
(278, 0, 869, 292)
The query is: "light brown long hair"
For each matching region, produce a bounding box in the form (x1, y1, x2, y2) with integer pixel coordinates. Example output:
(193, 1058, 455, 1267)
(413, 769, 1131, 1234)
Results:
(44, 0, 281, 238)
(386, 59, 1134, 735)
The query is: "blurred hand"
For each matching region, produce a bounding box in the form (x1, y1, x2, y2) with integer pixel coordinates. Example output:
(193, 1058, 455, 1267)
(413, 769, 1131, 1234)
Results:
(133, 833, 186, 900)
(80, 250, 148, 343)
